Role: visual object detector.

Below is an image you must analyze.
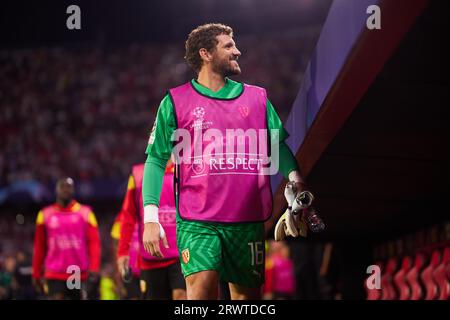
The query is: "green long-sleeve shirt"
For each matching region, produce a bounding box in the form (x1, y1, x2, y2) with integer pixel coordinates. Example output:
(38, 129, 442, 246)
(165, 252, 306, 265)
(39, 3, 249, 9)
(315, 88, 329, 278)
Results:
(143, 78, 298, 208)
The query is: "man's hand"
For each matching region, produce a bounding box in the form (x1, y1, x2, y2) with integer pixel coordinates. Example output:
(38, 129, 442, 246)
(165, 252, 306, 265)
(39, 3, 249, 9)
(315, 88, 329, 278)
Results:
(85, 271, 100, 300)
(274, 174, 314, 241)
(117, 256, 130, 281)
(143, 222, 168, 258)
(267, 171, 308, 238)
(32, 278, 44, 295)
(274, 208, 308, 241)
(288, 171, 305, 193)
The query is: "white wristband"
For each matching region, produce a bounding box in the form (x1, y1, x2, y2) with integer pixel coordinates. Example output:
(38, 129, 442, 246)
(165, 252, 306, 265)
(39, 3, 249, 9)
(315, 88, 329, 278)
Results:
(144, 205, 166, 238)
(144, 205, 159, 223)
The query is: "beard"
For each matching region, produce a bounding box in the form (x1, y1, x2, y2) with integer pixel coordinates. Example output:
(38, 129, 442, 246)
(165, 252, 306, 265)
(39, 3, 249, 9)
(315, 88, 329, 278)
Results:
(212, 55, 241, 77)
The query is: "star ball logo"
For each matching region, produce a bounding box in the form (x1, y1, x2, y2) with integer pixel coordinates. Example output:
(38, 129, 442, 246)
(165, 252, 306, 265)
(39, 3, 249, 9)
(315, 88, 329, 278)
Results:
(190, 106, 213, 130)
(193, 107, 205, 120)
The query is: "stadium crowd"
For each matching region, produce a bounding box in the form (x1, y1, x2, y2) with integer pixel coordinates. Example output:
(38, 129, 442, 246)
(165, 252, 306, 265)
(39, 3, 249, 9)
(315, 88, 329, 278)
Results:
(0, 28, 318, 187)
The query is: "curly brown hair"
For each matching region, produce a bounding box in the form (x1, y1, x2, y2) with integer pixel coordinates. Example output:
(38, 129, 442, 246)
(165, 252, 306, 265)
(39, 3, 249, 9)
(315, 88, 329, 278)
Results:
(184, 23, 234, 73)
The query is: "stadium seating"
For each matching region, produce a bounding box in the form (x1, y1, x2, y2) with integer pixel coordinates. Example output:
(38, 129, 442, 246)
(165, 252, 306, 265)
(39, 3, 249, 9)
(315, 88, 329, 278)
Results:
(393, 256, 413, 300)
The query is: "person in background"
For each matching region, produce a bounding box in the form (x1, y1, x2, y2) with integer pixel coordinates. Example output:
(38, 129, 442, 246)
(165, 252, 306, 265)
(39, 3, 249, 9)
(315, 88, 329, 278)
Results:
(264, 240, 296, 299)
(117, 161, 186, 300)
(32, 177, 101, 300)
(99, 264, 118, 300)
(0, 255, 17, 300)
(14, 250, 35, 299)
(111, 208, 141, 299)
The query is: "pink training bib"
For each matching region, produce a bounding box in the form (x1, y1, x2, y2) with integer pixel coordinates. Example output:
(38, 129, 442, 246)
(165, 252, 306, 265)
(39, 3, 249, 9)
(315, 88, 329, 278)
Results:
(272, 255, 296, 294)
(43, 203, 90, 273)
(133, 164, 178, 261)
(170, 82, 273, 223)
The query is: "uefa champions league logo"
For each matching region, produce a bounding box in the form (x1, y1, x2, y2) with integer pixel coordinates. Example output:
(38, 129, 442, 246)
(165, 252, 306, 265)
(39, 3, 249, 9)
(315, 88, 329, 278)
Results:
(192, 158, 206, 175)
(193, 107, 205, 120)
(190, 106, 213, 130)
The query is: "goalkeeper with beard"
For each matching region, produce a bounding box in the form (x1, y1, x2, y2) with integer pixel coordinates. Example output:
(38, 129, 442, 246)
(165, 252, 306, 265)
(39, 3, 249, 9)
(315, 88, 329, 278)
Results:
(142, 23, 324, 300)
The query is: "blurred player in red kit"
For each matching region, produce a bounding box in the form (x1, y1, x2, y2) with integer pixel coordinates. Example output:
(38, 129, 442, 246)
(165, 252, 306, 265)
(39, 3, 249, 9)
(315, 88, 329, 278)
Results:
(32, 177, 101, 300)
(116, 161, 186, 300)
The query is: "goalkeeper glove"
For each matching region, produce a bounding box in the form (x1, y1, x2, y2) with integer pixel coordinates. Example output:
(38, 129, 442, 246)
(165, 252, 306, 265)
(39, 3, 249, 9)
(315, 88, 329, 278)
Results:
(274, 182, 325, 241)
(274, 208, 308, 241)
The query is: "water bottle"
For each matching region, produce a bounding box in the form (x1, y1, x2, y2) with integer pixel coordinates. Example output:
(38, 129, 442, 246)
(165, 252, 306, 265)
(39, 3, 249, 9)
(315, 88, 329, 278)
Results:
(303, 207, 325, 233)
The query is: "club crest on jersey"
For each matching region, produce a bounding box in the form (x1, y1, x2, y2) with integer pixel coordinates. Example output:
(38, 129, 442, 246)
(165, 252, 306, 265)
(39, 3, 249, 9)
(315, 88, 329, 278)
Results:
(238, 105, 249, 118)
(181, 248, 190, 264)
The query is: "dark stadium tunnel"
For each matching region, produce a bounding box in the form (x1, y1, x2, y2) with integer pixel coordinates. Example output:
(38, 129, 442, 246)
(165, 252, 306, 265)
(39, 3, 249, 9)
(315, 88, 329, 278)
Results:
(304, 0, 450, 241)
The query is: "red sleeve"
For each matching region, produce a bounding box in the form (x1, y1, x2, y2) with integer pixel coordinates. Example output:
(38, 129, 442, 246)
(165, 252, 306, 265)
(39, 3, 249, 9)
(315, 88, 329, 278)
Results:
(87, 224, 101, 273)
(117, 186, 138, 258)
(32, 224, 47, 279)
(264, 258, 274, 294)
